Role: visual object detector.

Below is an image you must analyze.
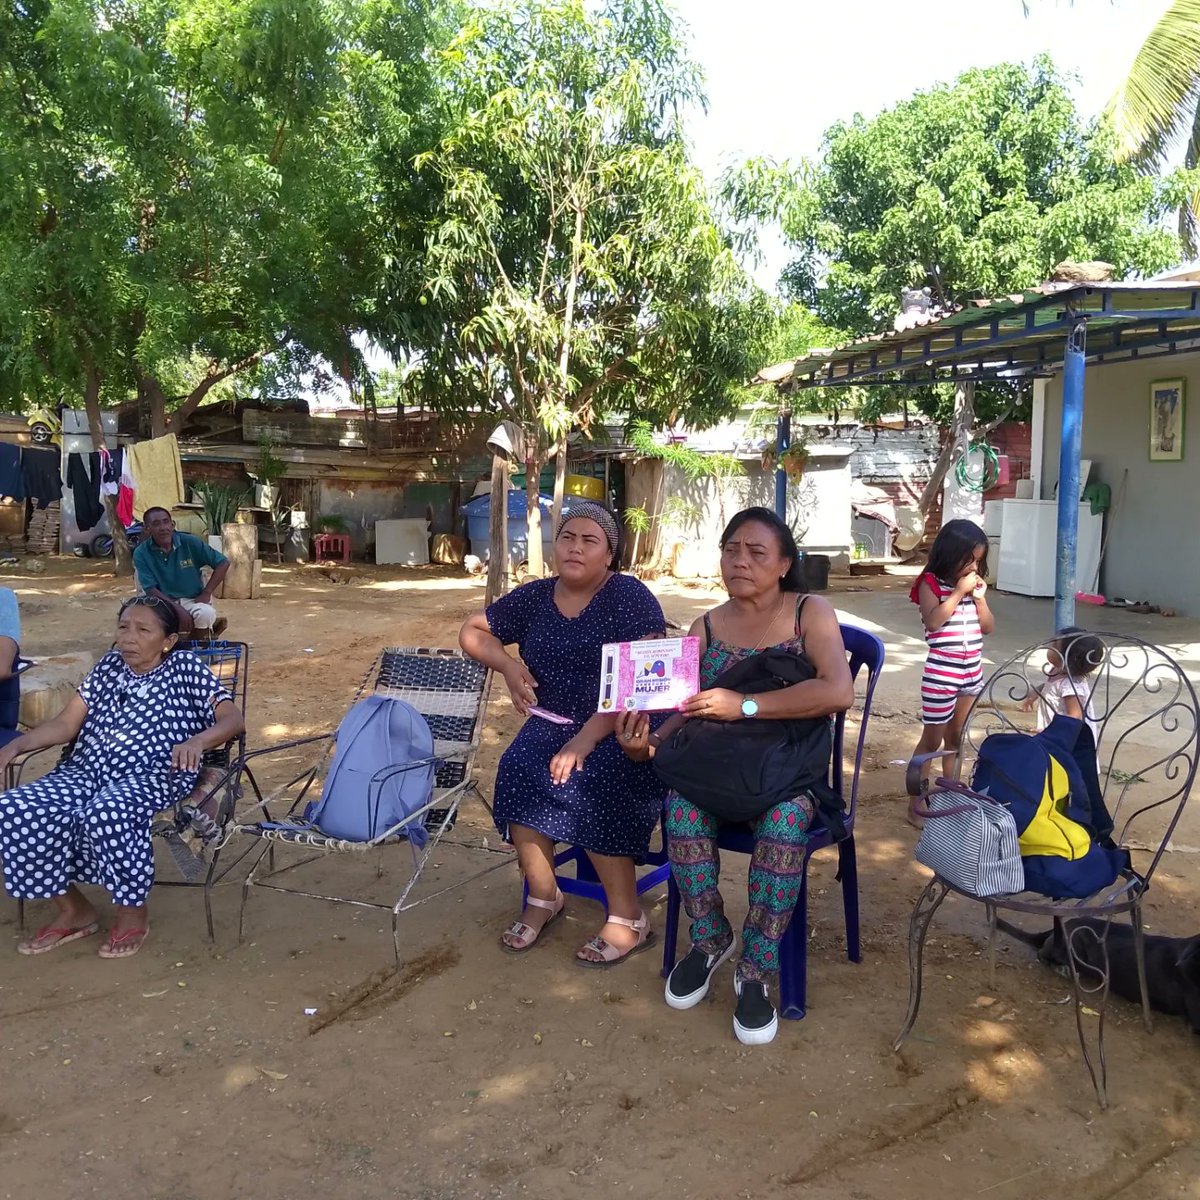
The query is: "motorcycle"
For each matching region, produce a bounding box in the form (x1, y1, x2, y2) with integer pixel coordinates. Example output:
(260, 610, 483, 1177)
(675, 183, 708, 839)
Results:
(89, 520, 144, 559)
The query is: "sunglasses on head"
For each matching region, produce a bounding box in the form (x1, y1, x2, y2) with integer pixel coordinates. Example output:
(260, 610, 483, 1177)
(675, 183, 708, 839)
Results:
(123, 596, 171, 613)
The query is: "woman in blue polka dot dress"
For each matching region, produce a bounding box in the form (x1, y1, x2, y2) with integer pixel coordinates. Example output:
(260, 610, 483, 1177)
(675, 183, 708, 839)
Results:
(0, 597, 244, 958)
(460, 502, 668, 967)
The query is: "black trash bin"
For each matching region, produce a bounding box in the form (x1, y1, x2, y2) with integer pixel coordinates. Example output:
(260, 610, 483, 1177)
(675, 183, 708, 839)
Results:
(798, 552, 830, 592)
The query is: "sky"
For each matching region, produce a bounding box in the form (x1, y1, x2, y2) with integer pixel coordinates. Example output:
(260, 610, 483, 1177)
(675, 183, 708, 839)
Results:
(677, 0, 1173, 286)
(351, 0, 1172, 398)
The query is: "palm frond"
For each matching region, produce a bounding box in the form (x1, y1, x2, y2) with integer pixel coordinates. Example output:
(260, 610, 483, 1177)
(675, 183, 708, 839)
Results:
(1181, 98, 1200, 256)
(1108, 0, 1200, 169)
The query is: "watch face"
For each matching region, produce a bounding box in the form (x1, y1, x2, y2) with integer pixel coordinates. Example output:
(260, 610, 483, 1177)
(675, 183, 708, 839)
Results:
(741, 697, 758, 717)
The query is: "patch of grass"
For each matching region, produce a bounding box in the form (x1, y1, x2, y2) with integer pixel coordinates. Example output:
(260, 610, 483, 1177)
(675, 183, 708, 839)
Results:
(1106, 767, 1147, 785)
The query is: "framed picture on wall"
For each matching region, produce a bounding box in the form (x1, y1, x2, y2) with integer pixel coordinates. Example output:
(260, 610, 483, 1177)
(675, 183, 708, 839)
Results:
(1150, 378, 1185, 462)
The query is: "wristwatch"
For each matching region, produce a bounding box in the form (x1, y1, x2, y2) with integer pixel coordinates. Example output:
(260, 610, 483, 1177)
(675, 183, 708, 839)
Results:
(740, 695, 759, 718)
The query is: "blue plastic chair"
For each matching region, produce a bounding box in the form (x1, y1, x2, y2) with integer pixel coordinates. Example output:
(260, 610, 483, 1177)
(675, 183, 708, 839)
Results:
(659, 623, 886, 1019)
(533, 833, 671, 908)
(0, 653, 33, 755)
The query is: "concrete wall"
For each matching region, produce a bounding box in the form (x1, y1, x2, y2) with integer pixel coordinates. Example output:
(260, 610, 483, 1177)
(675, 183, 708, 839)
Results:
(1041, 355, 1197, 613)
(657, 461, 772, 576)
(318, 480, 408, 554)
(660, 451, 853, 577)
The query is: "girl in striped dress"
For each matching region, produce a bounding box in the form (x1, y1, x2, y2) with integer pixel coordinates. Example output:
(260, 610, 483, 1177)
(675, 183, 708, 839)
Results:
(909, 520, 995, 790)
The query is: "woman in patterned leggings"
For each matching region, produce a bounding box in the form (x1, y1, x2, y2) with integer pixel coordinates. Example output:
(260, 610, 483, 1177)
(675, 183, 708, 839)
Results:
(0, 597, 243, 958)
(617, 508, 853, 1045)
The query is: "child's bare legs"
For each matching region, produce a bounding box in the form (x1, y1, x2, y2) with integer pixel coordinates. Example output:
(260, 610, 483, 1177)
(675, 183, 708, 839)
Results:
(909, 723, 946, 827)
(940, 694, 976, 780)
(912, 723, 946, 782)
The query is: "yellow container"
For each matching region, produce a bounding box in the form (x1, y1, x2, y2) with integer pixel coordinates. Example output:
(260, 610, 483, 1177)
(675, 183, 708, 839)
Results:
(565, 474, 605, 501)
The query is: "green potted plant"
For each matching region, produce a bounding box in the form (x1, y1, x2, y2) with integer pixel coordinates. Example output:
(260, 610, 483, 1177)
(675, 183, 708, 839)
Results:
(777, 441, 806, 482)
(191, 481, 250, 550)
(252, 434, 287, 509)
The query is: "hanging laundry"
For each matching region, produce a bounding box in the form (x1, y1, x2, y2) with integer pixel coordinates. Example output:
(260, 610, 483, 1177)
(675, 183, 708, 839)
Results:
(98, 446, 119, 496)
(0, 444, 25, 502)
(127, 434, 184, 519)
(20, 446, 63, 510)
(117, 448, 136, 528)
(66, 452, 105, 532)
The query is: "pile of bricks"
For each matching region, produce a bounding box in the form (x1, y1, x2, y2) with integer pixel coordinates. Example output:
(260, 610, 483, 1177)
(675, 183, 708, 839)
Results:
(25, 502, 60, 554)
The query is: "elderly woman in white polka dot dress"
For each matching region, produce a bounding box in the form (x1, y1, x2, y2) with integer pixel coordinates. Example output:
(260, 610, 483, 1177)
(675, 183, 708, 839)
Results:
(0, 597, 244, 958)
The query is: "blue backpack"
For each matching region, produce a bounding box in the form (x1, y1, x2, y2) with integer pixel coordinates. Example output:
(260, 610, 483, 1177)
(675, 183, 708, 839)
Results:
(305, 695, 435, 846)
(971, 715, 1128, 899)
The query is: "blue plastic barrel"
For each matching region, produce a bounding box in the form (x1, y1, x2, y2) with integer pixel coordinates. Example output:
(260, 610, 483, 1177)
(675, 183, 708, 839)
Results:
(461, 491, 559, 567)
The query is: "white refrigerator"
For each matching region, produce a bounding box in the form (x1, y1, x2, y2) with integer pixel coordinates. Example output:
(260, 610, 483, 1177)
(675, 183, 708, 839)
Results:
(996, 500, 1103, 597)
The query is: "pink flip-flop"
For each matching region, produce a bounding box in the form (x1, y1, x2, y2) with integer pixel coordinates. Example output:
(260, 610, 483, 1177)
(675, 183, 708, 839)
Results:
(98, 925, 150, 959)
(17, 922, 101, 956)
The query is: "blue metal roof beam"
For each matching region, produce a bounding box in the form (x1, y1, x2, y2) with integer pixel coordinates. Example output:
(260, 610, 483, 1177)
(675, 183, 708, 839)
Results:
(778, 283, 1200, 391)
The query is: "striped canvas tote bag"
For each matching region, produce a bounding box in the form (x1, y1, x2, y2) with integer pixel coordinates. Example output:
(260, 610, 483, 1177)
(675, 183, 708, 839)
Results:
(914, 782, 1024, 898)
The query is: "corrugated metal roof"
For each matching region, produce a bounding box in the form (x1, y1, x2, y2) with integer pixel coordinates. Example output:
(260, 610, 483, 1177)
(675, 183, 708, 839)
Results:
(756, 281, 1200, 390)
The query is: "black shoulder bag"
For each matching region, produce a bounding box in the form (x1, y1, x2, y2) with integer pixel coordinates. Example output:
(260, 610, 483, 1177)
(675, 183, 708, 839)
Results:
(652, 601, 847, 835)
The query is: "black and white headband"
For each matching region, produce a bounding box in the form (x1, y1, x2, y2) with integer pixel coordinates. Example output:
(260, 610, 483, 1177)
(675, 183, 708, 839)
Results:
(556, 501, 619, 556)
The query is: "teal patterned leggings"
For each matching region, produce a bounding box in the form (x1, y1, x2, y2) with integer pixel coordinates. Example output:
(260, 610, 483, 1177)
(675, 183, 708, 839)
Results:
(666, 793, 813, 983)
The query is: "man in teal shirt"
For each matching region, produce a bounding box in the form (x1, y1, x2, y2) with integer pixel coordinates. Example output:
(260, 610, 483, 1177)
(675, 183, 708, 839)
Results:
(133, 506, 230, 638)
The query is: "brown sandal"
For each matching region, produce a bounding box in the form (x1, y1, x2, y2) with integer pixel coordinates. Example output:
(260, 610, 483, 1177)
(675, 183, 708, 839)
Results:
(501, 891, 564, 953)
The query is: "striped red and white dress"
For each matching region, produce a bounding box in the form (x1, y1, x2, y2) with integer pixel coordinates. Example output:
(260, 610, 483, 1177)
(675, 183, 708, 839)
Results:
(912, 572, 984, 724)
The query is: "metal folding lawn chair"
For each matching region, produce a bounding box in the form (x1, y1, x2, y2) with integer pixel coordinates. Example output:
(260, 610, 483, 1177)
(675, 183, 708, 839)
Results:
(150, 640, 256, 938)
(230, 646, 508, 965)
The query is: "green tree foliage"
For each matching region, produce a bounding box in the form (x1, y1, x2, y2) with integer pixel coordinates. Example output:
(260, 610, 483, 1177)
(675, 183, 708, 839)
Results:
(1105, 0, 1200, 252)
(0, 0, 442, 436)
(389, 0, 774, 573)
(740, 58, 1192, 336)
(728, 57, 1197, 430)
(1027, 1, 1200, 252)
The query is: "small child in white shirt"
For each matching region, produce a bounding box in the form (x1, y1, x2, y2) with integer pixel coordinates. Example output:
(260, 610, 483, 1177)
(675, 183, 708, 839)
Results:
(1022, 626, 1103, 742)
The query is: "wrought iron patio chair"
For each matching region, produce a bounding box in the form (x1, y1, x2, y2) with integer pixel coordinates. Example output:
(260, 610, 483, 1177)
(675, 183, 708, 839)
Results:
(894, 632, 1199, 1107)
(659, 623, 886, 1019)
(231, 646, 506, 966)
(8, 642, 252, 939)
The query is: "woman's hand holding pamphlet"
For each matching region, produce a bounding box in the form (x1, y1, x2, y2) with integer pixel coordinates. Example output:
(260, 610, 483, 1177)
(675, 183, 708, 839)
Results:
(596, 637, 700, 712)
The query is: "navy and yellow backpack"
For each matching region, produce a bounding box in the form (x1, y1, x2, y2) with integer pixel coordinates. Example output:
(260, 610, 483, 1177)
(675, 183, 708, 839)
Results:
(971, 715, 1129, 899)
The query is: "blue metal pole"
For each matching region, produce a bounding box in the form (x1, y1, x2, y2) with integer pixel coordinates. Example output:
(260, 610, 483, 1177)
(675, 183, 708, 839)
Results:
(774, 409, 790, 521)
(1055, 312, 1087, 631)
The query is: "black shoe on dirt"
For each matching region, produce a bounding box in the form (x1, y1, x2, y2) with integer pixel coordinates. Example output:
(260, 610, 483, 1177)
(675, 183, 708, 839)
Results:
(665, 940, 736, 1010)
(733, 976, 779, 1045)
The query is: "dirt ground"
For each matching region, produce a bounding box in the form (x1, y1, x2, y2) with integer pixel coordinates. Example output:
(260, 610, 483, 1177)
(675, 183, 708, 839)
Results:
(2, 558, 1199, 1200)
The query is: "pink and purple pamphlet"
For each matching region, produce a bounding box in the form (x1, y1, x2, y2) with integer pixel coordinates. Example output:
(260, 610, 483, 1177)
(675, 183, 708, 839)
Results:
(596, 637, 701, 713)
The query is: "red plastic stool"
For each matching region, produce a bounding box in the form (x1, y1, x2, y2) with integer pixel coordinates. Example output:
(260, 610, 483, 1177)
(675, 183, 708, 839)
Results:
(312, 533, 351, 563)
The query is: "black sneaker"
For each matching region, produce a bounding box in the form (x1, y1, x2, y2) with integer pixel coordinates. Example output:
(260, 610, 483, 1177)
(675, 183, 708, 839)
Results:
(664, 940, 736, 1010)
(733, 976, 779, 1045)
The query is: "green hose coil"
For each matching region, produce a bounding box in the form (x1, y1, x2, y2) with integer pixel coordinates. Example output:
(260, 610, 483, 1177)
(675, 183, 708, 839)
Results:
(954, 442, 1000, 493)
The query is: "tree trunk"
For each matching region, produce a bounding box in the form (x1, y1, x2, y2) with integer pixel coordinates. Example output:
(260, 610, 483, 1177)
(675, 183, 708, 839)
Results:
(82, 350, 133, 577)
(139, 372, 169, 439)
(917, 380, 976, 517)
(524, 441, 545, 579)
(485, 454, 509, 605)
(548, 200, 583, 559)
(550, 436, 569, 565)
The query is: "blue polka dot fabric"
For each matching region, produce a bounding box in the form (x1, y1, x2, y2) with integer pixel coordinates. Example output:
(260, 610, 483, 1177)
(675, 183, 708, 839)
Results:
(0, 649, 231, 907)
(486, 574, 668, 860)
